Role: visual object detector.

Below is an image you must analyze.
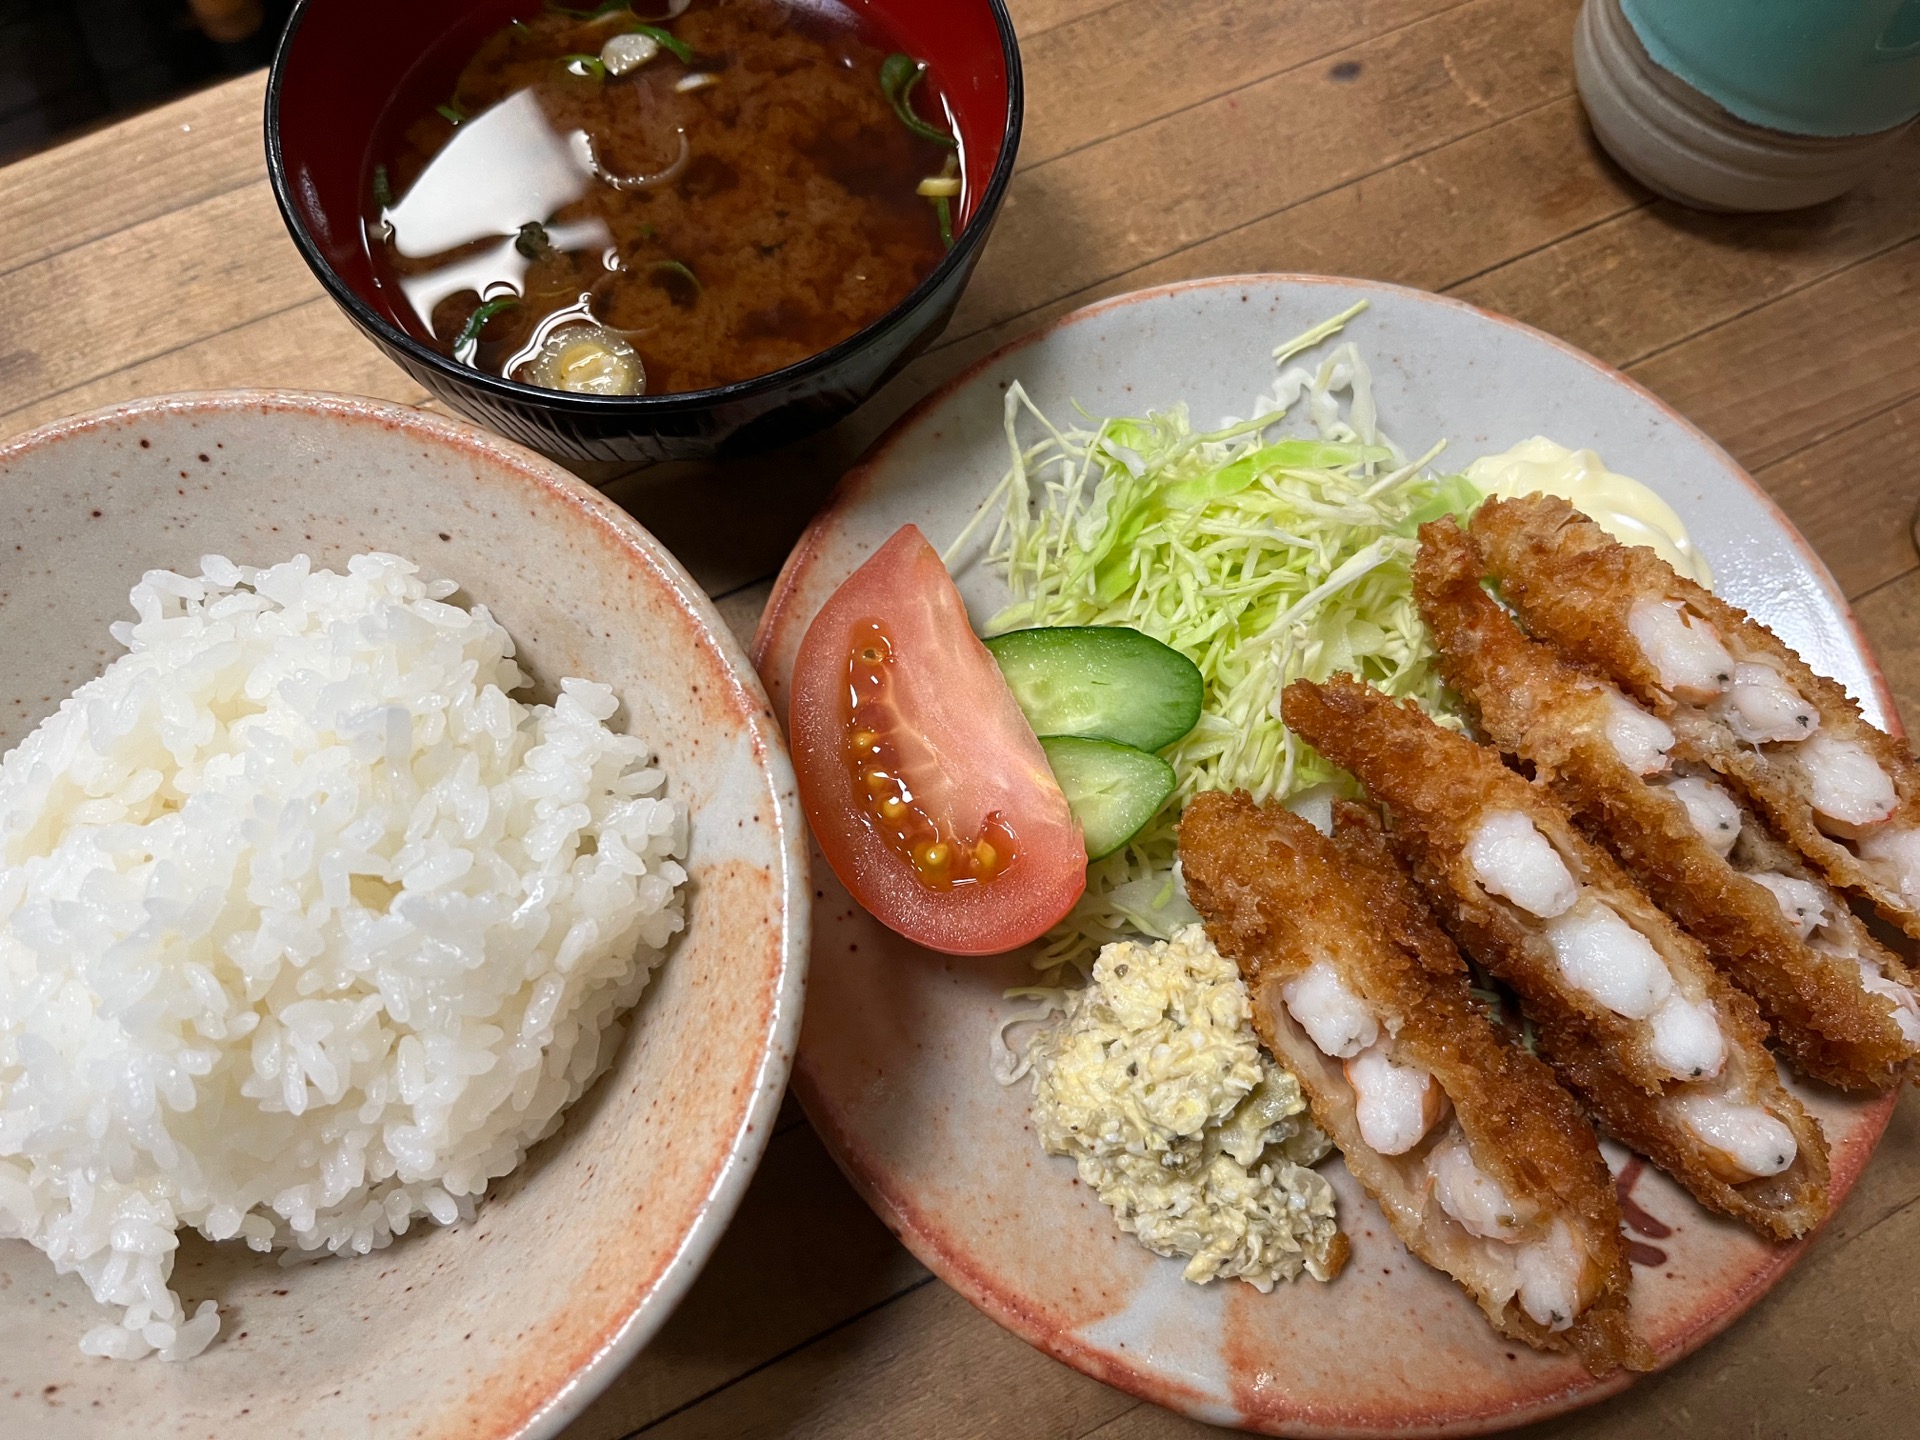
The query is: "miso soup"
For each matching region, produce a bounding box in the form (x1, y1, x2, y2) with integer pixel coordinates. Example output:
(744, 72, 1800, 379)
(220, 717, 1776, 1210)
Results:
(365, 0, 961, 397)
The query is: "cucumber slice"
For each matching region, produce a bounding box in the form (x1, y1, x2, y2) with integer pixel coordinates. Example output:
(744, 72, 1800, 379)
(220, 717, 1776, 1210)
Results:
(986, 626, 1203, 753)
(1039, 736, 1177, 861)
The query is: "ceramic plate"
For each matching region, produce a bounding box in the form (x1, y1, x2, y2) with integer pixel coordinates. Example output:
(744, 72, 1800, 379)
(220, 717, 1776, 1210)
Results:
(751, 276, 1900, 1437)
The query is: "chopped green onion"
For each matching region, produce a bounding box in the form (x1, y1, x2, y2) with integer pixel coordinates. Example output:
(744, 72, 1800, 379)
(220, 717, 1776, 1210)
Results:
(452, 296, 521, 366)
(514, 222, 552, 260)
(628, 23, 692, 62)
(879, 53, 956, 148)
(436, 100, 465, 125)
(546, 0, 630, 18)
(371, 163, 393, 210)
(561, 53, 608, 79)
(648, 259, 701, 306)
(934, 194, 954, 250)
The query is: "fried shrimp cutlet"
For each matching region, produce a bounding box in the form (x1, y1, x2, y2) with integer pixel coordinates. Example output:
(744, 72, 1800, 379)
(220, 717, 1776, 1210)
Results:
(1472, 492, 1920, 943)
(1281, 675, 1830, 1240)
(1179, 790, 1649, 1376)
(1415, 516, 1920, 1093)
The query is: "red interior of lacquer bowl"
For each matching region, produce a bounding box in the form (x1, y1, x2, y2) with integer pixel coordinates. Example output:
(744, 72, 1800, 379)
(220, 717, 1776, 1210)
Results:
(274, 0, 1013, 319)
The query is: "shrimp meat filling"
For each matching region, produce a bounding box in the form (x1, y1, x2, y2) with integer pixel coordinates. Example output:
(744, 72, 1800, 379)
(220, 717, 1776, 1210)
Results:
(1542, 896, 1673, 1019)
(1797, 732, 1897, 833)
(1747, 872, 1828, 939)
(1468, 811, 1578, 918)
(1671, 1095, 1797, 1180)
(1427, 1139, 1533, 1240)
(1280, 961, 1379, 1059)
(1512, 1220, 1589, 1333)
(1647, 992, 1726, 1079)
(1857, 962, 1920, 1046)
(1659, 773, 1742, 857)
(1627, 600, 1734, 703)
(1713, 663, 1819, 745)
(1343, 1043, 1446, 1156)
(1602, 691, 1675, 775)
(1860, 826, 1920, 906)
(1283, 964, 1443, 1155)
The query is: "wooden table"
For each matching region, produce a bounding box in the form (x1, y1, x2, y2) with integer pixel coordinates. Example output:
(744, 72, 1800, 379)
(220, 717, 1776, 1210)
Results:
(5, 1, 1920, 1433)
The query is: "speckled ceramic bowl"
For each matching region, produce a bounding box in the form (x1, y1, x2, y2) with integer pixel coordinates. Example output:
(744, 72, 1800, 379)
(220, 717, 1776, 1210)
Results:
(753, 275, 1900, 1436)
(0, 392, 808, 1438)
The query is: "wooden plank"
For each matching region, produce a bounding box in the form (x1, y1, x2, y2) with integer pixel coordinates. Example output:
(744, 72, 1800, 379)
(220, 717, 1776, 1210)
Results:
(638, 1280, 1135, 1440)
(954, 0, 1581, 331)
(1017, 0, 1465, 167)
(558, 1120, 928, 1440)
(944, 94, 1640, 354)
(1452, 127, 1920, 369)
(0, 180, 320, 413)
(714, 578, 777, 649)
(1629, 236, 1920, 473)
(1857, 568, 1920, 738)
(1078, 1404, 1208, 1439)
(0, 296, 426, 443)
(0, 72, 266, 278)
(1009, 0, 1137, 38)
(1754, 393, 1920, 602)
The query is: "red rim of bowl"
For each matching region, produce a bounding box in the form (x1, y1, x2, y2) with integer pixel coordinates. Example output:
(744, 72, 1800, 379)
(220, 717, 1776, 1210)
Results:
(264, 0, 1025, 418)
(753, 273, 1904, 1437)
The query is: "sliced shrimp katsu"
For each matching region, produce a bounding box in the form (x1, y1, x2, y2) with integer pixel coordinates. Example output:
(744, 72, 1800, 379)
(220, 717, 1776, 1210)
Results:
(1281, 675, 1830, 1241)
(1180, 790, 1649, 1376)
(1472, 492, 1920, 943)
(1415, 516, 1920, 1093)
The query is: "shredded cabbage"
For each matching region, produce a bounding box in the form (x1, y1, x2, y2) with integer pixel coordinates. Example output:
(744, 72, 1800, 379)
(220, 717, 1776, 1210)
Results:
(946, 302, 1480, 970)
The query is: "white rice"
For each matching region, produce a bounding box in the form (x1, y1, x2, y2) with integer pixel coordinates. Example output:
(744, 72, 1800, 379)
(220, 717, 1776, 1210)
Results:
(0, 553, 687, 1360)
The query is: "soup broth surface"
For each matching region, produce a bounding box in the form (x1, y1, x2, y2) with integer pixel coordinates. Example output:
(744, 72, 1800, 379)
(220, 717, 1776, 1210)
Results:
(368, 0, 957, 396)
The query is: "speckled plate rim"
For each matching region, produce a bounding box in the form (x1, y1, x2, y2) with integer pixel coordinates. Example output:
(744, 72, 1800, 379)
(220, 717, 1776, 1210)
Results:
(755, 275, 1902, 1437)
(0, 388, 813, 1440)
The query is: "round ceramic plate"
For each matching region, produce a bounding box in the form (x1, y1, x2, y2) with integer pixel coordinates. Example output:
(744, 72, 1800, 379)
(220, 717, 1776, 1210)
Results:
(751, 276, 1899, 1437)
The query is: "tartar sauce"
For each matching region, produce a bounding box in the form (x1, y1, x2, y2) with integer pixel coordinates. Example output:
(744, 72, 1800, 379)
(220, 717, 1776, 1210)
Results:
(1464, 437, 1713, 588)
(1025, 925, 1343, 1290)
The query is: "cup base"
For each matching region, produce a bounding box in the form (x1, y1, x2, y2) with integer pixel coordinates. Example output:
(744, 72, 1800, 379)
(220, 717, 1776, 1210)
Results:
(1574, 0, 1913, 213)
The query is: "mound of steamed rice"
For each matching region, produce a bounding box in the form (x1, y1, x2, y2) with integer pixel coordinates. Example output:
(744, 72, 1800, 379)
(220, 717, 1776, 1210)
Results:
(0, 552, 687, 1360)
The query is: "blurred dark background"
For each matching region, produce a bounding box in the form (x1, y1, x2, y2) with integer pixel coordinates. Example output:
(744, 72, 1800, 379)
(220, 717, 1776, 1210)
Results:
(0, 0, 293, 163)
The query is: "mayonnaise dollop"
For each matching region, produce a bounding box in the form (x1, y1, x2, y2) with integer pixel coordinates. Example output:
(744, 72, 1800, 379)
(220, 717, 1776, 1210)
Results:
(1464, 437, 1713, 588)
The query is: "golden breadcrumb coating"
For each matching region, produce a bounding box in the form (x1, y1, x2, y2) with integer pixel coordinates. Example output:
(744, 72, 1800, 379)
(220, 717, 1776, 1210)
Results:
(1180, 790, 1649, 1375)
(1415, 515, 1918, 1092)
(1281, 675, 1830, 1240)
(1472, 492, 1920, 941)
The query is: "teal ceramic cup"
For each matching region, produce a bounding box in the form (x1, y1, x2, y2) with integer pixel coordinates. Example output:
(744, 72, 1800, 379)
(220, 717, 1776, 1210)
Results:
(1577, 0, 1920, 210)
(1624, 0, 1920, 136)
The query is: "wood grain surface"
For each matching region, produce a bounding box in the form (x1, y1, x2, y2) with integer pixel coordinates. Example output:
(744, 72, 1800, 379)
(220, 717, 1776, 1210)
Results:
(2, 0, 1918, 1434)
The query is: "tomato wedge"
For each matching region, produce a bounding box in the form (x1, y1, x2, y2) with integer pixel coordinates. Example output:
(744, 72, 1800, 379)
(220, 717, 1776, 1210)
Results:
(788, 524, 1086, 955)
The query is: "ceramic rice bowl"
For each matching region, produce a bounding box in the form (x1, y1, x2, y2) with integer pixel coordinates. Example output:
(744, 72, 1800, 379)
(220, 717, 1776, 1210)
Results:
(0, 391, 807, 1439)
